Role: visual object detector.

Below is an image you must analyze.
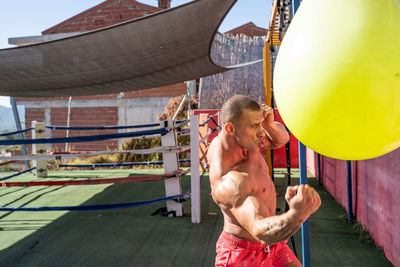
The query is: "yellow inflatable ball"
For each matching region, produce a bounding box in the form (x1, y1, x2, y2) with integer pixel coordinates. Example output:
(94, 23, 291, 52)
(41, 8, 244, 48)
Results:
(273, 0, 400, 160)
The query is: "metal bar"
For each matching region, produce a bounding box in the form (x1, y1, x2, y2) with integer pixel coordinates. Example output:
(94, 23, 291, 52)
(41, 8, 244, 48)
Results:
(346, 160, 353, 222)
(263, 38, 273, 180)
(64, 96, 72, 155)
(172, 94, 187, 121)
(299, 142, 310, 267)
(317, 153, 322, 185)
(292, 0, 309, 264)
(190, 114, 201, 223)
(292, 0, 301, 14)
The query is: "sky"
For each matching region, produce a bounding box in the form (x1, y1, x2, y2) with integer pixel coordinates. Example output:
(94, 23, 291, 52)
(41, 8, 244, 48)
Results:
(0, 0, 273, 107)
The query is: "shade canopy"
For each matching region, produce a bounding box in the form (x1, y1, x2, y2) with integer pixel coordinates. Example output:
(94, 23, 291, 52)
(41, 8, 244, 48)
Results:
(0, 0, 237, 97)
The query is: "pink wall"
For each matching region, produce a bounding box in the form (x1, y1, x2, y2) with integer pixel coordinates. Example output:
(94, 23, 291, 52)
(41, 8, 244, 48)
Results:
(317, 148, 400, 267)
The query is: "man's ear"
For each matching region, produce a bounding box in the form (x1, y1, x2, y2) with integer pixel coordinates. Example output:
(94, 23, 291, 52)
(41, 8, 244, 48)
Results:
(224, 122, 235, 135)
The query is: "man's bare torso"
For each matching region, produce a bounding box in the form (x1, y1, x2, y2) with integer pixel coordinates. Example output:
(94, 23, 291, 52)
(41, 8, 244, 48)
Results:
(208, 135, 277, 241)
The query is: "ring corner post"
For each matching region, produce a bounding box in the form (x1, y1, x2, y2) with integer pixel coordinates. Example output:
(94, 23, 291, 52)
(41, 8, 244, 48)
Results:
(190, 114, 201, 223)
(32, 121, 47, 177)
(161, 120, 183, 217)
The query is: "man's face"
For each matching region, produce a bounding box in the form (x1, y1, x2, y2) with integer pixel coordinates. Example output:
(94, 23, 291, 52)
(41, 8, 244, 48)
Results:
(234, 109, 266, 153)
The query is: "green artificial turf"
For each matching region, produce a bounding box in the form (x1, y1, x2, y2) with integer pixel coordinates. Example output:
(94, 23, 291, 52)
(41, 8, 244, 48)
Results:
(0, 169, 394, 266)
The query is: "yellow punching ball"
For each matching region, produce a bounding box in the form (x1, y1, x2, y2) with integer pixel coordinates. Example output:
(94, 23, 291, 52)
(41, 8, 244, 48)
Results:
(273, 0, 400, 160)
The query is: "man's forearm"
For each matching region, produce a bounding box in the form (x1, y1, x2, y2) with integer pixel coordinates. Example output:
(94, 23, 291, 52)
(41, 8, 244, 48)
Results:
(253, 211, 302, 245)
(263, 122, 289, 148)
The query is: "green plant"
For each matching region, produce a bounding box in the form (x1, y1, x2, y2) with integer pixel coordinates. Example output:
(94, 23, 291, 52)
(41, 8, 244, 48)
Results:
(0, 164, 17, 172)
(352, 221, 377, 247)
(338, 210, 379, 249)
(117, 136, 163, 164)
(116, 132, 191, 168)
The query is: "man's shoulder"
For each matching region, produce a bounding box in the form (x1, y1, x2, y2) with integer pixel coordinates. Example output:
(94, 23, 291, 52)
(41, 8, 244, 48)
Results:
(214, 169, 252, 202)
(214, 159, 252, 188)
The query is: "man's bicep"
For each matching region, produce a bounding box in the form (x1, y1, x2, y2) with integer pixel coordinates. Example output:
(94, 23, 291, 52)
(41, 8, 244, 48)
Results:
(213, 172, 247, 208)
(230, 195, 264, 236)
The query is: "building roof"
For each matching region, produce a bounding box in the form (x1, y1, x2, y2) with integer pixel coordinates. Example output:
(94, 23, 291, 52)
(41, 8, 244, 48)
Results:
(225, 22, 268, 37)
(43, 0, 163, 34)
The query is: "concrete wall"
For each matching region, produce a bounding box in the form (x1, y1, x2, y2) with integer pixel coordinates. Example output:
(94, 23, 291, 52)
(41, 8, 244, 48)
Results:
(317, 149, 400, 267)
(20, 96, 171, 152)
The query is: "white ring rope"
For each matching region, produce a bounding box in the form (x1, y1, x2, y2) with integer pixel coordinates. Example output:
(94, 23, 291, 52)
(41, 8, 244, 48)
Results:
(0, 145, 190, 161)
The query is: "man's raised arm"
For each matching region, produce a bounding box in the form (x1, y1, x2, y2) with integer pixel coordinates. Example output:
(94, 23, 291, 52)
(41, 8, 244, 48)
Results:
(261, 104, 289, 149)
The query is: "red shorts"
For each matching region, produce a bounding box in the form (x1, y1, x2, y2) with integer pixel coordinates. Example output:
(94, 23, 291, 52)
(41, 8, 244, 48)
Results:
(215, 231, 298, 267)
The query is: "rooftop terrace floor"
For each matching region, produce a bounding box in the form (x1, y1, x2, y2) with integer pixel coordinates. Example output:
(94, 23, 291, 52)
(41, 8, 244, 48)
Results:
(0, 168, 393, 266)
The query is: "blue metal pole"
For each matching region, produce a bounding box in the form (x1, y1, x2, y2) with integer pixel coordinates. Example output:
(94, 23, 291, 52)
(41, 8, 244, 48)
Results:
(292, 0, 301, 14)
(290, 0, 310, 266)
(317, 154, 322, 185)
(299, 142, 310, 267)
(346, 161, 353, 222)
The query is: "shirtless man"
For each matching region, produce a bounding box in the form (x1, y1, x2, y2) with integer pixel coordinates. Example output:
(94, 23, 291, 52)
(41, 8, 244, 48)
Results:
(208, 95, 321, 267)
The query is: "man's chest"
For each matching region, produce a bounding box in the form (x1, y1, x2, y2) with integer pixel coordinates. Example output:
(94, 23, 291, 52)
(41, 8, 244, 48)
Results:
(248, 160, 276, 203)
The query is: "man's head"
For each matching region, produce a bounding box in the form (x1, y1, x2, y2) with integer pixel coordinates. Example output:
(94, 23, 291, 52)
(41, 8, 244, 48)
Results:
(220, 95, 266, 152)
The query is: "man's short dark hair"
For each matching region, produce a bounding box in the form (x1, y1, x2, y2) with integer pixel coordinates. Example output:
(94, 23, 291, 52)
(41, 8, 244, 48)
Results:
(220, 95, 260, 127)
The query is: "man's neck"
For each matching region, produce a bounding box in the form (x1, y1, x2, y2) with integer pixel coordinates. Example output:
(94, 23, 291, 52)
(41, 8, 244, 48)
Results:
(220, 132, 248, 167)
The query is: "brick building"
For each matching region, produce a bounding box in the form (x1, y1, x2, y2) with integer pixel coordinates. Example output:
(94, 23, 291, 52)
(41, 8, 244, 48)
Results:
(224, 22, 268, 37)
(12, 0, 267, 152)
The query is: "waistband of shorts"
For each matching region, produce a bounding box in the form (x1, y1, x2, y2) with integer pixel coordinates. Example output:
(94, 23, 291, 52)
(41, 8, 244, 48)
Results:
(219, 231, 275, 250)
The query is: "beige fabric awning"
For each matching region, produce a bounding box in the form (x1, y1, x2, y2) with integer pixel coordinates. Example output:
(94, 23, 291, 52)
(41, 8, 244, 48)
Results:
(0, 0, 237, 97)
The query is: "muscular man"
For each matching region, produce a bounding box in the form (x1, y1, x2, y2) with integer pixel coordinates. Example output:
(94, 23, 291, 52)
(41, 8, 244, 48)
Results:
(208, 95, 321, 267)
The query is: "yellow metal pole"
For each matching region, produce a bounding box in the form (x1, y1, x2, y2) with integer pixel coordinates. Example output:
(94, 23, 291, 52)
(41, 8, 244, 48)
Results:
(263, 39, 273, 179)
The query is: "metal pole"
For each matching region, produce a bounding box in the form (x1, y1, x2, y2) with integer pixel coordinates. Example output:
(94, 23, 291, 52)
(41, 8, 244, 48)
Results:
(292, 0, 301, 13)
(65, 96, 72, 153)
(190, 114, 201, 223)
(198, 78, 203, 109)
(291, 0, 310, 266)
(299, 142, 310, 267)
(317, 154, 322, 185)
(10, 97, 30, 169)
(172, 94, 187, 121)
(346, 161, 353, 222)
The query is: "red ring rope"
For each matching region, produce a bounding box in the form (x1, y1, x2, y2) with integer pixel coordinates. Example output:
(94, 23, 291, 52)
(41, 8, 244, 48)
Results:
(1, 170, 182, 188)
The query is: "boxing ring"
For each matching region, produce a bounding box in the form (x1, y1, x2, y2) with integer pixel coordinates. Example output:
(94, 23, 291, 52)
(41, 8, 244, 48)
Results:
(0, 114, 220, 223)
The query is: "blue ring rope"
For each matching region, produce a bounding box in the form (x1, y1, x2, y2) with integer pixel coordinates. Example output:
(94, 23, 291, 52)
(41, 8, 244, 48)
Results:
(0, 194, 184, 212)
(46, 120, 188, 131)
(59, 159, 191, 168)
(199, 116, 212, 127)
(0, 128, 168, 146)
(0, 128, 33, 137)
(0, 167, 36, 181)
(46, 124, 159, 131)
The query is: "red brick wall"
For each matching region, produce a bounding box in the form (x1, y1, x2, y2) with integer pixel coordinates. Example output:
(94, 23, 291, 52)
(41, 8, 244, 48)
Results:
(23, 107, 119, 153)
(158, 0, 171, 9)
(42, 0, 162, 34)
(25, 108, 46, 153)
(50, 107, 119, 152)
(225, 22, 268, 37)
